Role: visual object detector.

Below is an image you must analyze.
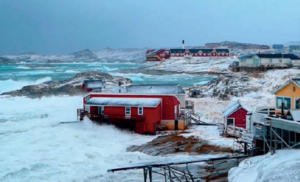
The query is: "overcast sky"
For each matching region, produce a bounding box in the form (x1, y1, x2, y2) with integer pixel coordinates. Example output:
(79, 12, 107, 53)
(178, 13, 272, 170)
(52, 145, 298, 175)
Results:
(0, 0, 299, 55)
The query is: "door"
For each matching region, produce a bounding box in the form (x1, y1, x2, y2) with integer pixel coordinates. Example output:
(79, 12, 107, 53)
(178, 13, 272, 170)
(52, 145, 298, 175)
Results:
(253, 58, 260, 66)
(175, 120, 178, 130)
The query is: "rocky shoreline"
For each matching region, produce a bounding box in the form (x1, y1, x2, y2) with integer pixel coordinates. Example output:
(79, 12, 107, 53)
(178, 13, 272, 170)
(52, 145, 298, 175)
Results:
(1, 71, 132, 98)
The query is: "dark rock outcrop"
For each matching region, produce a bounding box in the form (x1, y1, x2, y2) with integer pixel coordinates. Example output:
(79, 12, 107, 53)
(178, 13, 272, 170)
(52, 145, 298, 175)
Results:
(1, 71, 132, 98)
(127, 134, 233, 156)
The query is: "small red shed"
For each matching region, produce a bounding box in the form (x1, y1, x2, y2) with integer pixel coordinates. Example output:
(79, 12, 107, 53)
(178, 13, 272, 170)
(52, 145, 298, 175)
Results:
(222, 100, 251, 131)
(82, 80, 105, 92)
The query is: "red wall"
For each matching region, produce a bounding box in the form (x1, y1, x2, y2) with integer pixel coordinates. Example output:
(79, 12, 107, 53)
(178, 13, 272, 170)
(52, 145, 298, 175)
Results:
(89, 103, 162, 134)
(227, 108, 248, 129)
(86, 94, 180, 120)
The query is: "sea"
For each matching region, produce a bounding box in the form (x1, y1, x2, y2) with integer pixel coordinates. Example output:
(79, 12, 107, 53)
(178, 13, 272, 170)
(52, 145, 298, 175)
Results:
(0, 62, 216, 182)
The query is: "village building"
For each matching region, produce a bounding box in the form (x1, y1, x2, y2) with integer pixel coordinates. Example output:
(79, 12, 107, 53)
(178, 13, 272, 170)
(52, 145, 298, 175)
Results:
(289, 45, 300, 52)
(245, 44, 270, 50)
(82, 79, 105, 92)
(222, 100, 252, 137)
(169, 48, 230, 58)
(238, 54, 300, 71)
(146, 49, 170, 62)
(82, 93, 188, 134)
(272, 78, 300, 114)
(272, 44, 284, 50)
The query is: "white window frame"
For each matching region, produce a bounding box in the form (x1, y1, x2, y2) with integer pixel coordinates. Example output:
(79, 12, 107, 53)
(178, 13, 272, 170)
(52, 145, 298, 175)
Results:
(276, 96, 292, 110)
(227, 118, 235, 126)
(85, 105, 90, 113)
(125, 107, 131, 116)
(138, 107, 143, 115)
(295, 97, 300, 109)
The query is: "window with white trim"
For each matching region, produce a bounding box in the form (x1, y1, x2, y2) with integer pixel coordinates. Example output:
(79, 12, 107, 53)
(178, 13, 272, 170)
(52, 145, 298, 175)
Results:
(138, 107, 143, 115)
(125, 107, 131, 116)
(227, 118, 234, 126)
(276, 96, 291, 110)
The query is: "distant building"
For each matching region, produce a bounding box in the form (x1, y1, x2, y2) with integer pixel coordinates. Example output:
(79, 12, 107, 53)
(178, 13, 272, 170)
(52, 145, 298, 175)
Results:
(146, 49, 170, 62)
(238, 54, 300, 68)
(170, 48, 229, 58)
(272, 44, 284, 49)
(245, 44, 270, 49)
(205, 43, 220, 48)
(289, 45, 300, 52)
(82, 80, 105, 92)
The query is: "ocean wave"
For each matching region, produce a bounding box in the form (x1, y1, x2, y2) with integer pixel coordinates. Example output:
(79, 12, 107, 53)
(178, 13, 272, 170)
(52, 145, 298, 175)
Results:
(16, 66, 31, 69)
(64, 70, 79, 73)
(0, 77, 52, 94)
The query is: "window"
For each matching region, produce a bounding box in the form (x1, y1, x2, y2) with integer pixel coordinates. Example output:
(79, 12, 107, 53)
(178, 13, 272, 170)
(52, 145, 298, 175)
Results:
(85, 105, 90, 113)
(125, 107, 131, 116)
(269, 59, 272, 63)
(98, 106, 104, 114)
(279, 59, 282, 63)
(227, 118, 234, 126)
(138, 107, 143, 115)
(295, 98, 300, 109)
(276, 96, 291, 110)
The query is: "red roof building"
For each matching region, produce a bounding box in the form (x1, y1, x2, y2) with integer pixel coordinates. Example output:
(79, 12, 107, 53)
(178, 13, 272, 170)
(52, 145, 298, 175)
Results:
(222, 100, 251, 136)
(83, 93, 187, 134)
(146, 49, 170, 61)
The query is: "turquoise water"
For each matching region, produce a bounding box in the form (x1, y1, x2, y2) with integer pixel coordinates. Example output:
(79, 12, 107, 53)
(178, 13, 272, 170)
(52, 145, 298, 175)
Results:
(0, 63, 215, 87)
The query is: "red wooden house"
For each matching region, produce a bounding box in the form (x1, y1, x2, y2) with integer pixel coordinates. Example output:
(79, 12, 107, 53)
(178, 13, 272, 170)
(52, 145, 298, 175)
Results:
(146, 49, 170, 61)
(222, 100, 251, 134)
(83, 93, 186, 134)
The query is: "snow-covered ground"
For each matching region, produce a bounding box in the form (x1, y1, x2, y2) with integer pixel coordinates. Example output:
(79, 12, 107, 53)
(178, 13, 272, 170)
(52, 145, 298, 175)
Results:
(181, 125, 235, 149)
(229, 150, 300, 182)
(146, 57, 236, 73)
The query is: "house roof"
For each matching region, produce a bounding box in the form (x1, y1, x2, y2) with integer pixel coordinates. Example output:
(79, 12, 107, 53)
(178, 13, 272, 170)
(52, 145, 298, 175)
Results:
(222, 100, 252, 118)
(83, 80, 105, 89)
(272, 78, 300, 94)
(256, 54, 300, 60)
(289, 110, 300, 122)
(170, 49, 229, 54)
(126, 84, 185, 94)
(85, 97, 161, 107)
(146, 49, 164, 56)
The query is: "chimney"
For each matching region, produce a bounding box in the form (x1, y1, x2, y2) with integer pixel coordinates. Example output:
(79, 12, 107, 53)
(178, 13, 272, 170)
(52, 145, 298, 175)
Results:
(182, 40, 185, 49)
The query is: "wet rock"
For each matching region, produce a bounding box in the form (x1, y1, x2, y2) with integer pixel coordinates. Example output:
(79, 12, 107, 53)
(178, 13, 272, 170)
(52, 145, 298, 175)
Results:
(126, 134, 233, 156)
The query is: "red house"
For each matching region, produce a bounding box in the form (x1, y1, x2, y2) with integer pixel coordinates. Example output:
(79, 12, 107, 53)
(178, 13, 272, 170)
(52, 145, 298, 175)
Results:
(222, 100, 251, 135)
(170, 49, 230, 58)
(82, 80, 105, 92)
(83, 93, 186, 134)
(146, 49, 170, 61)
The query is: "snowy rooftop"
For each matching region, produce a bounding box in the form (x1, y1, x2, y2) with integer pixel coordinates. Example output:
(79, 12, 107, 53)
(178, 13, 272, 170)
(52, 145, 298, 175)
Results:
(85, 97, 161, 107)
(272, 78, 300, 94)
(222, 100, 252, 118)
(84, 80, 105, 89)
(103, 84, 185, 94)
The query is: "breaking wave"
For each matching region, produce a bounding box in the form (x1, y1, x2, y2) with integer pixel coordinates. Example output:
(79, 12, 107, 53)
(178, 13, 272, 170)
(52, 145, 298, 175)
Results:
(0, 77, 52, 94)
